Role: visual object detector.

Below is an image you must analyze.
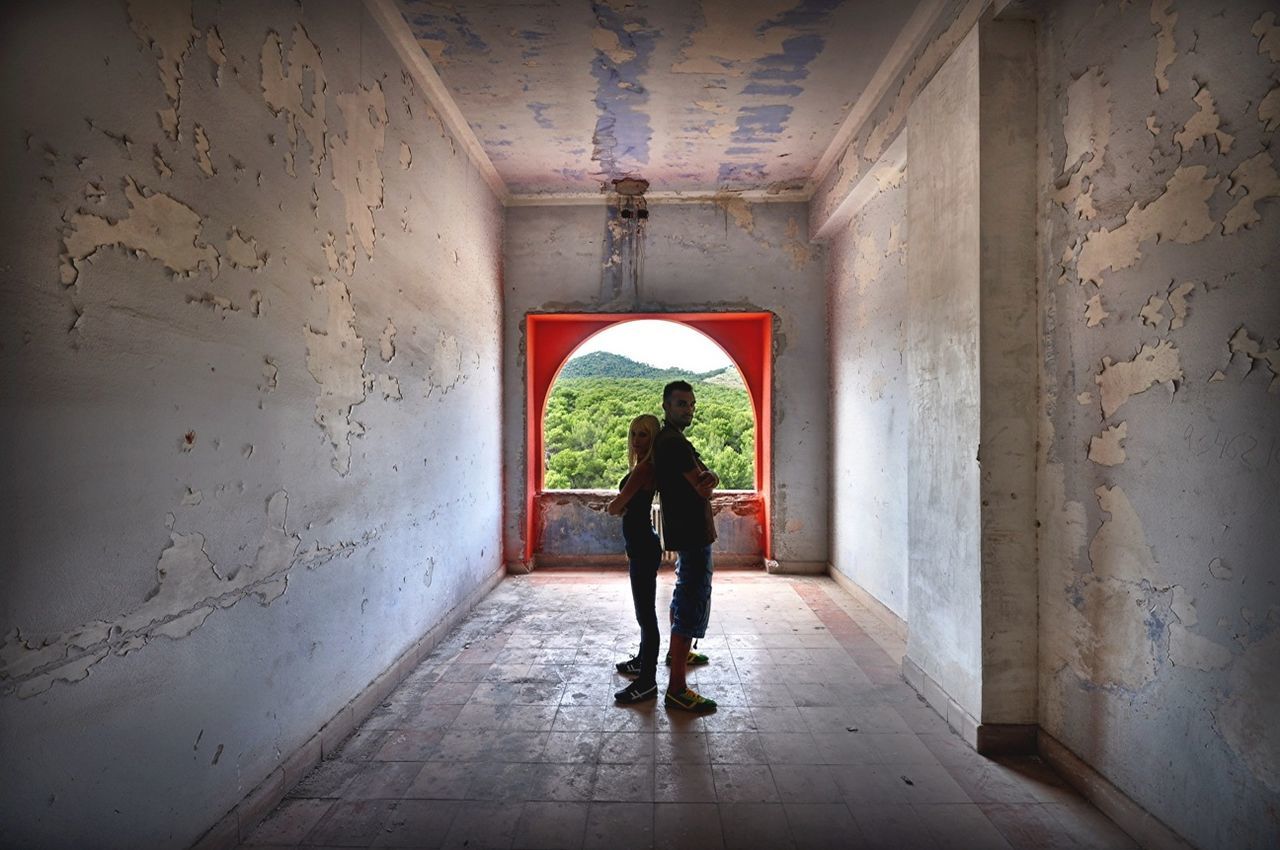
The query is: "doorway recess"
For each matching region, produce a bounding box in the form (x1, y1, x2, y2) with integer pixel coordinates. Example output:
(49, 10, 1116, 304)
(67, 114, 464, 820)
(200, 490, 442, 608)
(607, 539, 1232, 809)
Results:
(525, 312, 772, 563)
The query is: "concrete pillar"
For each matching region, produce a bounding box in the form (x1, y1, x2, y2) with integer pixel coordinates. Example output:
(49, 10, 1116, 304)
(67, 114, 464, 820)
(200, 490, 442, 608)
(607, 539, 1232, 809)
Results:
(903, 12, 1038, 753)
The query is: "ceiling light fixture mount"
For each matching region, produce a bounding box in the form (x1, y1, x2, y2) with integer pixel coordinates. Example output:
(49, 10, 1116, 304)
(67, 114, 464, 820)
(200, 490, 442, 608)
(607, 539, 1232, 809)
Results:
(613, 177, 649, 219)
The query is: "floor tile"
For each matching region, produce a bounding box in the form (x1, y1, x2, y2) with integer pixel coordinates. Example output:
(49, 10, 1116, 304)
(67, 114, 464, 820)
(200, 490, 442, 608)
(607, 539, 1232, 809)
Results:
(343, 762, 425, 801)
(304, 799, 399, 846)
(527, 762, 597, 801)
(1043, 799, 1140, 848)
(450, 703, 511, 731)
(288, 759, 364, 799)
(654, 762, 717, 803)
(914, 803, 1012, 850)
(978, 802, 1079, 850)
(655, 731, 709, 764)
(254, 574, 1134, 850)
(654, 802, 724, 849)
(719, 802, 794, 850)
(758, 732, 821, 764)
(598, 732, 654, 764)
(583, 801, 654, 850)
(848, 802, 938, 850)
(502, 704, 560, 732)
(783, 802, 864, 850)
(423, 683, 479, 705)
(243, 798, 334, 845)
(405, 762, 474, 800)
(512, 801, 588, 849)
(371, 799, 460, 848)
(430, 730, 492, 762)
(375, 730, 445, 762)
(707, 732, 767, 764)
(540, 731, 602, 764)
(711, 763, 780, 803)
(770, 764, 842, 804)
(593, 762, 655, 802)
(440, 800, 522, 849)
(750, 707, 810, 733)
(339, 728, 396, 761)
(890, 762, 973, 804)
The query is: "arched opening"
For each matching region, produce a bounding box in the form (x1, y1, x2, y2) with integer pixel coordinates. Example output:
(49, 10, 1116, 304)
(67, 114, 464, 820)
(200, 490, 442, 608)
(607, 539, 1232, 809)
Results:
(542, 320, 755, 492)
(525, 312, 772, 564)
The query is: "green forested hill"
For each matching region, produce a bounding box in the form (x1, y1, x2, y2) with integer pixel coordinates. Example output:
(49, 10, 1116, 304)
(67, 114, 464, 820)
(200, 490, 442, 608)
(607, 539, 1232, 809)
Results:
(543, 358, 755, 490)
(558, 351, 741, 385)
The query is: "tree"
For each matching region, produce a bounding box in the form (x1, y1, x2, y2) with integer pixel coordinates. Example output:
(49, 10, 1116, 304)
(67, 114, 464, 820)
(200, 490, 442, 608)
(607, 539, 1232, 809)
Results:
(542, 358, 756, 490)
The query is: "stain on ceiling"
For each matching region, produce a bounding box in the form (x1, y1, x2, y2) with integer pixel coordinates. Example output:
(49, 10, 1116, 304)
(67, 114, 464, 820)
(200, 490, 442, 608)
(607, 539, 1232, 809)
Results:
(396, 0, 925, 198)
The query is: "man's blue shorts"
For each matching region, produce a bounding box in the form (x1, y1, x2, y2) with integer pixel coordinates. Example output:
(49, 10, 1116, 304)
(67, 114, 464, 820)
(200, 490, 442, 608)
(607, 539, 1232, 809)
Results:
(670, 546, 713, 639)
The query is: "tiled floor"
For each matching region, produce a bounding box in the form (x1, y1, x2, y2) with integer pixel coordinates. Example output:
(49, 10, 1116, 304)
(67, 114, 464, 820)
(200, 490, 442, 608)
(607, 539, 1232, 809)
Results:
(242, 570, 1138, 849)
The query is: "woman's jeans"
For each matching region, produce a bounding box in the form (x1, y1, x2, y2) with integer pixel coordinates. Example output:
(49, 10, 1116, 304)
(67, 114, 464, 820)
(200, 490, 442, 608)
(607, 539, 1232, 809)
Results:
(627, 540, 661, 684)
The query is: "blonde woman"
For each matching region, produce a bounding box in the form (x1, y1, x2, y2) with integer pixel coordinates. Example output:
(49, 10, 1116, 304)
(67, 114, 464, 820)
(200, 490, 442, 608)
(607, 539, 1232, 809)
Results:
(607, 413, 662, 703)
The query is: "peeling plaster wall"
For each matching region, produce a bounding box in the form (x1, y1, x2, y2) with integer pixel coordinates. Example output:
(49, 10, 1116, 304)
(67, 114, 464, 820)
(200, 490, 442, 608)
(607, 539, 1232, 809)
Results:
(0, 2, 502, 847)
(503, 202, 827, 568)
(1037, 2, 1280, 847)
(826, 144, 910, 617)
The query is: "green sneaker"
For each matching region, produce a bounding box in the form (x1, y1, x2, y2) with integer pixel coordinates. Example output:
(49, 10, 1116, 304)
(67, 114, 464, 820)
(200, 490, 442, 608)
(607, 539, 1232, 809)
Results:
(664, 650, 710, 666)
(664, 687, 718, 713)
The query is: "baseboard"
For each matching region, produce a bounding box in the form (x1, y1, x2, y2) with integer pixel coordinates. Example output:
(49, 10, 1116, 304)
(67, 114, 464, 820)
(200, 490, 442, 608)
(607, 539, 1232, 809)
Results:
(900, 655, 1037, 755)
(975, 722, 1038, 755)
(902, 655, 980, 747)
(765, 559, 827, 575)
(528, 553, 763, 569)
(190, 564, 507, 850)
(824, 565, 908, 642)
(1038, 731, 1196, 850)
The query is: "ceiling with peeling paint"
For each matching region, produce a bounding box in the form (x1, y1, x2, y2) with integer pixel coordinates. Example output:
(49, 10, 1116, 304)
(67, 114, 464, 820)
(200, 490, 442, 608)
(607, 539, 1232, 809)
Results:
(396, 0, 925, 197)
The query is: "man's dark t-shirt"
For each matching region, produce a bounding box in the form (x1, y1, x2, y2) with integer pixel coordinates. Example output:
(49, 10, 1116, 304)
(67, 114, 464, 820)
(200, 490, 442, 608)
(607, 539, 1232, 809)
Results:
(654, 424, 717, 551)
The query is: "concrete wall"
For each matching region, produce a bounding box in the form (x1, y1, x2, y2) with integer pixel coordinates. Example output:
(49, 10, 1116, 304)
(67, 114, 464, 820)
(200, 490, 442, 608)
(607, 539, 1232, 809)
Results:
(826, 139, 910, 618)
(0, 2, 503, 847)
(1037, 2, 1280, 847)
(899, 15, 1039, 738)
(503, 202, 828, 570)
(535, 492, 763, 565)
(976, 18, 1038, 730)
(904, 28, 985, 722)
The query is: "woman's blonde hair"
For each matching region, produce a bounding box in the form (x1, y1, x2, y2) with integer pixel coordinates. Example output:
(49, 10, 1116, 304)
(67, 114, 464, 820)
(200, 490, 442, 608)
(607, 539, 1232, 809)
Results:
(627, 413, 661, 470)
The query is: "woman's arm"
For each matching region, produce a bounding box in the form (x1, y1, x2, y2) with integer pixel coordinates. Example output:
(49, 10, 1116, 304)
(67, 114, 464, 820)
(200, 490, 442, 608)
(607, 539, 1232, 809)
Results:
(607, 463, 654, 515)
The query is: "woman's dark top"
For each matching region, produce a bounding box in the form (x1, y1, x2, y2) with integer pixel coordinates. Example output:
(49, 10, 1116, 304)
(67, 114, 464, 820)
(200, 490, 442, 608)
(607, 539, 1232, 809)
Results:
(620, 465, 660, 556)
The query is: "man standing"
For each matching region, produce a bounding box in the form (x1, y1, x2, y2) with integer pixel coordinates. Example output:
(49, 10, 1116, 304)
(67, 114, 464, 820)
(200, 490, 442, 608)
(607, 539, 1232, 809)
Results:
(654, 380, 719, 713)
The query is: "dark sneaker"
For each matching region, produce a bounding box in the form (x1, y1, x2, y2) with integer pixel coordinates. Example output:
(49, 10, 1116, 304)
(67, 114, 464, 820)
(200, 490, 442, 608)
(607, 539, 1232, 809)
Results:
(615, 656, 642, 676)
(615, 680, 658, 704)
(664, 687, 717, 713)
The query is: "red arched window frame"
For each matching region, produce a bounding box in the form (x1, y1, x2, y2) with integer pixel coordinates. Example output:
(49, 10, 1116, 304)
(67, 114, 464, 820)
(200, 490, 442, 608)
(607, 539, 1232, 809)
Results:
(525, 312, 773, 563)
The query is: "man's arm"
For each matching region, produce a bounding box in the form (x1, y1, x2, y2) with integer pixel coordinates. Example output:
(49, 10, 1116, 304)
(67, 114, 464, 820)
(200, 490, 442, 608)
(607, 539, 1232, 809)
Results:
(682, 466, 718, 499)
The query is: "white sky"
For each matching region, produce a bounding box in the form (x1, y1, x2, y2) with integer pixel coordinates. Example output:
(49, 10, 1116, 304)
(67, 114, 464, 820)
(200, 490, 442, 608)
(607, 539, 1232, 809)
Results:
(568, 320, 733, 372)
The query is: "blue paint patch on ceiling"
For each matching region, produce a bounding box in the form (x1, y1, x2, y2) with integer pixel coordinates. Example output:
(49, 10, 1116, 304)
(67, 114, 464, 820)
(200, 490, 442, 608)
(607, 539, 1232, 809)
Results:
(731, 104, 793, 145)
(717, 162, 768, 183)
(395, 0, 926, 195)
(528, 103, 555, 130)
(519, 29, 547, 64)
(589, 2, 657, 183)
(742, 83, 804, 97)
(401, 1, 490, 62)
(759, 0, 846, 31)
(745, 34, 824, 101)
